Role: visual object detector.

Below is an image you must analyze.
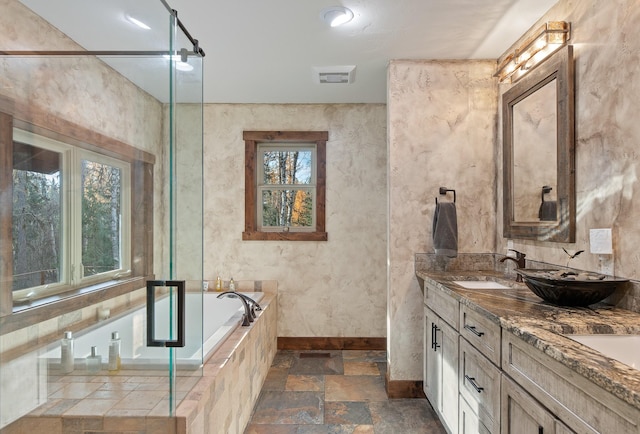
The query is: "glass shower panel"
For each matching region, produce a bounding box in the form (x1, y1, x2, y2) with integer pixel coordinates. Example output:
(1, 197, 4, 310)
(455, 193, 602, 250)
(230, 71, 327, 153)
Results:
(0, 0, 204, 425)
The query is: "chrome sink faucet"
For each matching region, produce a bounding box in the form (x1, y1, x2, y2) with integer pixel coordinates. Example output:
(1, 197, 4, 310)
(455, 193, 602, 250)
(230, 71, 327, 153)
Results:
(500, 249, 526, 282)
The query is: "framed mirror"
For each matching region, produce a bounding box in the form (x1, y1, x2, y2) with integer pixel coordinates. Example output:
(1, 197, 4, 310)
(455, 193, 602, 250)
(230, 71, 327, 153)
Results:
(502, 45, 575, 242)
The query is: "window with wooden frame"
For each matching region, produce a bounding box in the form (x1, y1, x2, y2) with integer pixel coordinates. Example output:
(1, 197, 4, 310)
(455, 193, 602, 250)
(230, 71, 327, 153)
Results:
(243, 131, 327, 241)
(11, 129, 132, 302)
(0, 96, 154, 328)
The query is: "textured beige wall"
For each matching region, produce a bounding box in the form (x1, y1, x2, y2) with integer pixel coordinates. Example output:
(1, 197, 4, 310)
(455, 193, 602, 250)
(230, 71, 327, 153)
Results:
(387, 60, 497, 380)
(498, 0, 640, 290)
(202, 104, 388, 338)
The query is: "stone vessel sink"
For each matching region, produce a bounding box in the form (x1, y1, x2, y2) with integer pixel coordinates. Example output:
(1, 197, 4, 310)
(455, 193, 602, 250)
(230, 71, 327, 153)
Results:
(516, 269, 628, 307)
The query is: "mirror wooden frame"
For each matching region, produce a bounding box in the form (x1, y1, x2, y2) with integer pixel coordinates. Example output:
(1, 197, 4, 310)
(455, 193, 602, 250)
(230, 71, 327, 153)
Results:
(502, 44, 575, 242)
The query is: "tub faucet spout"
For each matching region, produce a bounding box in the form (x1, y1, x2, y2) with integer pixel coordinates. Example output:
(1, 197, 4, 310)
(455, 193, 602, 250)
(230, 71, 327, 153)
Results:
(216, 291, 253, 326)
(237, 292, 262, 318)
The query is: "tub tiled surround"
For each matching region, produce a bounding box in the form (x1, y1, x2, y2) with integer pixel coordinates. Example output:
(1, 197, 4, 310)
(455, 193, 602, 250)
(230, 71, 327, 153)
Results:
(177, 291, 277, 434)
(1, 284, 277, 433)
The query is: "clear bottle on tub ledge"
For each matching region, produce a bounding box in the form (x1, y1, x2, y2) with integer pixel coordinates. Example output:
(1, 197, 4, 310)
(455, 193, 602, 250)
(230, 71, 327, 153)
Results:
(60, 331, 74, 374)
(108, 331, 121, 371)
(229, 277, 236, 292)
(86, 346, 101, 374)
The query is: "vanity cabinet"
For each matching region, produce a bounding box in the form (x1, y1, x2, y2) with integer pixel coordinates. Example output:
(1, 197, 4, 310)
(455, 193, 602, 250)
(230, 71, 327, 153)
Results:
(424, 284, 459, 433)
(421, 274, 640, 434)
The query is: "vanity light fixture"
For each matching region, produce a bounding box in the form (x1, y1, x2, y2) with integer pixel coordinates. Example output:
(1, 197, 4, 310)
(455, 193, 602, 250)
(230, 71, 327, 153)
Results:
(495, 21, 570, 83)
(125, 13, 151, 30)
(321, 6, 354, 27)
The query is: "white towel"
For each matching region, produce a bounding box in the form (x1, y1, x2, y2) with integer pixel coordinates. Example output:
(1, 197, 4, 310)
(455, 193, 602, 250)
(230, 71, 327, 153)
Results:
(432, 202, 458, 257)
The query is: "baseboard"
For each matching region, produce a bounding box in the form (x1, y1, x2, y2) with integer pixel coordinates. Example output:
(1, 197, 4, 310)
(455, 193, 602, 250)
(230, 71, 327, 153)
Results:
(385, 368, 426, 399)
(277, 337, 386, 351)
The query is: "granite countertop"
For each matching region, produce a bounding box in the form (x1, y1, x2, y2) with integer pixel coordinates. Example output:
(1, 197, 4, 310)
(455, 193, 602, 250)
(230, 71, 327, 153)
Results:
(416, 269, 640, 411)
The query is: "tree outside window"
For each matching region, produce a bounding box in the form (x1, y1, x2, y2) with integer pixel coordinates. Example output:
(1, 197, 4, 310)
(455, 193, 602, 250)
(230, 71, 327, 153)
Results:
(243, 131, 327, 241)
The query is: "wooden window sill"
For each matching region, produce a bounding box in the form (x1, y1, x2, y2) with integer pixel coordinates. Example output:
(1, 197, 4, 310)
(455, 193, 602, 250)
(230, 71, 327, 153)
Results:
(242, 231, 328, 241)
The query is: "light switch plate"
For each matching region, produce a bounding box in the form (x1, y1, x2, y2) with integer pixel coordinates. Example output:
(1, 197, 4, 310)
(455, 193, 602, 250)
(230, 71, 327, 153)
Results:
(589, 228, 613, 254)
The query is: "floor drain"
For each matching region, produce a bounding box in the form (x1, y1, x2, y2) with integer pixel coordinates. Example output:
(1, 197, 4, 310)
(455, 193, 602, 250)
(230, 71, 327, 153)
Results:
(299, 352, 331, 358)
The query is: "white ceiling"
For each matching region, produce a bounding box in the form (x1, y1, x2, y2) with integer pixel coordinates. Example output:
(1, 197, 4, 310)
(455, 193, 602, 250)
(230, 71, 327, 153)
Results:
(17, 0, 558, 104)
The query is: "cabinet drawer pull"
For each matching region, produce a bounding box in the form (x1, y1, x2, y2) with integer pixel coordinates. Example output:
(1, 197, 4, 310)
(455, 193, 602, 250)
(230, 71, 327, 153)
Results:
(464, 324, 485, 337)
(464, 375, 484, 393)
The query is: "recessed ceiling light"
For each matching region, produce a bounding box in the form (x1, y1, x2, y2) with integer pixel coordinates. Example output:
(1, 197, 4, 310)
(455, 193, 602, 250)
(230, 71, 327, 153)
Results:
(125, 13, 151, 30)
(320, 6, 354, 27)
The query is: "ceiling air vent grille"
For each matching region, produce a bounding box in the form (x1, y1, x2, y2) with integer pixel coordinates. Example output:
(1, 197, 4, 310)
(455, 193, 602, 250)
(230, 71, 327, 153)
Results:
(313, 65, 356, 84)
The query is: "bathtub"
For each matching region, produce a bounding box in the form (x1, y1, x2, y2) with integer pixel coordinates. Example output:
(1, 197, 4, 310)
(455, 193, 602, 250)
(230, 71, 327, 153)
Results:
(42, 291, 263, 370)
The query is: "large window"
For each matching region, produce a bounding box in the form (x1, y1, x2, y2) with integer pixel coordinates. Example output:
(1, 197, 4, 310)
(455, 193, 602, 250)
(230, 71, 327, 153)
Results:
(243, 131, 327, 241)
(11, 129, 130, 301)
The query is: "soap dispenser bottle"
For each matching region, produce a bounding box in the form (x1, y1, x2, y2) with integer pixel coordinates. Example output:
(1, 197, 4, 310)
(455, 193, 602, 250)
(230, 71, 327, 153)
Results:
(60, 331, 75, 374)
(86, 346, 101, 374)
(108, 331, 121, 372)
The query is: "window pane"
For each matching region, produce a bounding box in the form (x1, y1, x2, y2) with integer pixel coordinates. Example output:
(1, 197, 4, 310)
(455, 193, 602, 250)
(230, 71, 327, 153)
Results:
(262, 150, 312, 185)
(262, 189, 313, 227)
(12, 142, 62, 291)
(81, 159, 122, 277)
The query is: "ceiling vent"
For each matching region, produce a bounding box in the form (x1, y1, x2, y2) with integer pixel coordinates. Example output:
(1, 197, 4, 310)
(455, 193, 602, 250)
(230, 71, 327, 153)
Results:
(313, 65, 356, 84)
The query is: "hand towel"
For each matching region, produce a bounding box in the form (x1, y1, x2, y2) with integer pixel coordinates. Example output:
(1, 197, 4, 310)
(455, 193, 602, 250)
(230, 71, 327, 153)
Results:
(432, 202, 458, 257)
(538, 200, 557, 221)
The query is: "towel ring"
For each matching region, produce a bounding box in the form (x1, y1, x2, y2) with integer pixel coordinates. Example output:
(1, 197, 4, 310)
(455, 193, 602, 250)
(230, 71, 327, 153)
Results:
(436, 187, 456, 204)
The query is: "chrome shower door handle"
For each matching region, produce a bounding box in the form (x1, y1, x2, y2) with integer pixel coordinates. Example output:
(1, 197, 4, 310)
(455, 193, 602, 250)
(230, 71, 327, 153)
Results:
(146, 280, 186, 348)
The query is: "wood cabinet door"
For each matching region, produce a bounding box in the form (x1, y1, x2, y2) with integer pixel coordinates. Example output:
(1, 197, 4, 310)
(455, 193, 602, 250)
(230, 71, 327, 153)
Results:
(501, 375, 555, 434)
(424, 306, 458, 434)
(460, 395, 492, 434)
(424, 306, 441, 410)
(439, 317, 459, 433)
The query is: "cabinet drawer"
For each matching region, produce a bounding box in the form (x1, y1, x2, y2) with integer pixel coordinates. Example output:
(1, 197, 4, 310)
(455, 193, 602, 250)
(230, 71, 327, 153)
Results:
(425, 283, 459, 330)
(460, 305, 501, 366)
(460, 338, 501, 434)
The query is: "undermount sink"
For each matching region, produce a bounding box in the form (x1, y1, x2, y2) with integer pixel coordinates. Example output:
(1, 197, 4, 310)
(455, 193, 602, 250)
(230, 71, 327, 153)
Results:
(566, 334, 640, 369)
(453, 280, 511, 290)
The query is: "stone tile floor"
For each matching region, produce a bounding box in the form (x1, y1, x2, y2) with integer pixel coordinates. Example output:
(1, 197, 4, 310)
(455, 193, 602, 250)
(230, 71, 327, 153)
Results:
(244, 350, 446, 434)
